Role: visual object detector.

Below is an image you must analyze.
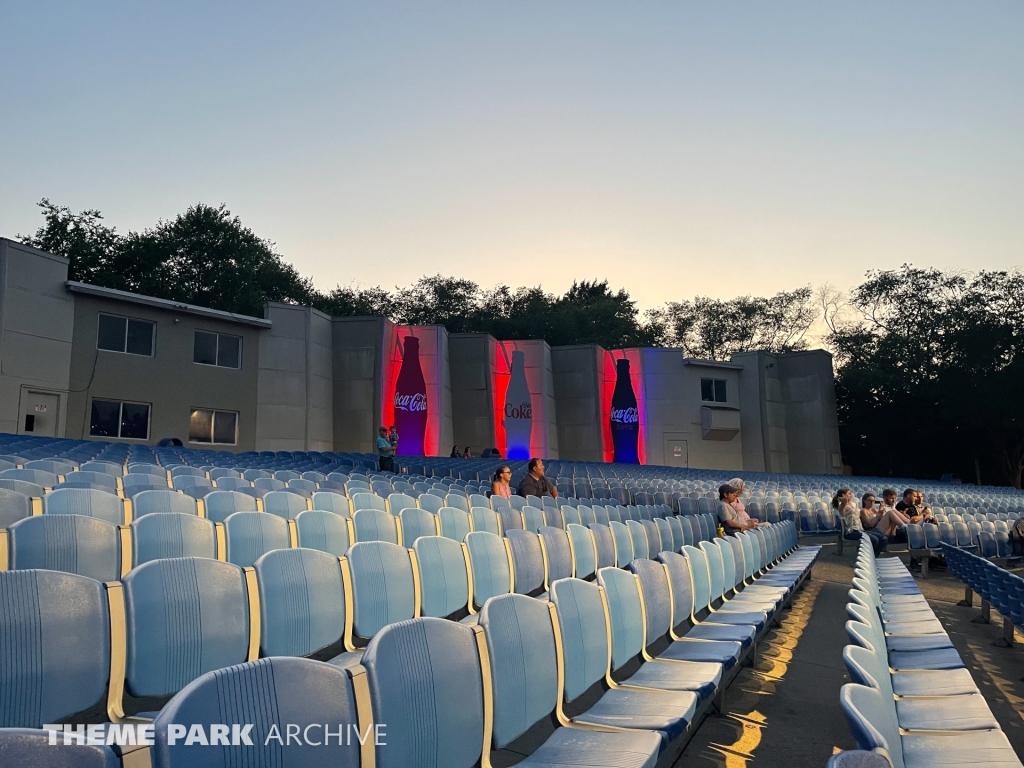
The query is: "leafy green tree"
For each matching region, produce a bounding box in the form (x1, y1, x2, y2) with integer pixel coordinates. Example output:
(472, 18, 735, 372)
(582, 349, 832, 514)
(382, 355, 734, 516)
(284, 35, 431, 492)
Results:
(651, 287, 815, 360)
(828, 266, 1024, 487)
(19, 199, 127, 288)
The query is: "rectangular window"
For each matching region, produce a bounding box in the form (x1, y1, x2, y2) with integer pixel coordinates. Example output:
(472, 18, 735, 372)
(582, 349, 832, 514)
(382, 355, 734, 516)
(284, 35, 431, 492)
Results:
(97, 314, 155, 356)
(700, 377, 728, 403)
(189, 408, 238, 445)
(194, 331, 242, 369)
(90, 400, 150, 440)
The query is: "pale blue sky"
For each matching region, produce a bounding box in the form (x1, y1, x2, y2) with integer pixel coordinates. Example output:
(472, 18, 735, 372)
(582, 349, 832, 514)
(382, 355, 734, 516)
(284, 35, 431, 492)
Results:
(1, 1, 1021, 308)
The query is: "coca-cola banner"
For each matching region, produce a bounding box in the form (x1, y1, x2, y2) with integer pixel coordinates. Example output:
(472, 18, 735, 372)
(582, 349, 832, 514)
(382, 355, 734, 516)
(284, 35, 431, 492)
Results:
(382, 325, 453, 457)
(599, 349, 646, 464)
(494, 340, 557, 460)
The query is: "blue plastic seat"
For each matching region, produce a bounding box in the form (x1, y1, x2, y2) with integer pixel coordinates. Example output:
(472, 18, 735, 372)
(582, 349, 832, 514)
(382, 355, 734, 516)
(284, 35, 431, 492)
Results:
(0, 570, 115, 727)
(43, 487, 127, 524)
(521, 505, 547, 533)
(480, 593, 663, 768)
(550, 578, 698, 745)
(352, 508, 400, 544)
(132, 512, 218, 565)
(130, 489, 197, 517)
(438, 506, 471, 542)
(224, 511, 290, 567)
(538, 526, 573, 587)
(344, 540, 417, 650)
(122, 557, 254, 711)
(470, 506, 501, 535)
(567, 523, 597, 579)
(151, 657, 363, 768)
(465, 531, 514, 612)
(506, 529, 546, 596)
(0, 468, 58, 488)
(263, 490, 309, 520)
(0, 488, 32, 529)
(295, 510, 351, 556)
(626, 519, 650, 560)
(609, 520, 634, 567)
(399, 507, 438, 545)
(0, 728, 119, 766)
(8, 514, 123, 581)
(417, 493, 444, 515)
(560, 505, 582, 527)
(414, 535, 471, 619)
(310, 490, 351, 515)
(589, 522, 616, 569)
(202, 489, 258, 523)
(387, 492, 417, 516)
(255, 548, 346, 659)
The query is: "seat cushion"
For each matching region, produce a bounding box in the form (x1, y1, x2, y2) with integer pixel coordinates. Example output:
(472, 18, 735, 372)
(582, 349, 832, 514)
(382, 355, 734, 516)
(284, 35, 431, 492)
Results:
(659, 638, 743, 669)
(573, 688, 697, 743)
(328, 650, 364, 669)
(896, 694, 999, 731)
(621, 660, 722, 700)
(516, 726, 660, 768)
(885, 634, 954, 652)
(889, 647, 964, 671)
(891, 669, 979, 697)
(709, 609, 771, 629)
(687, 622, 756, 647)
(901, 728, 1021, 768)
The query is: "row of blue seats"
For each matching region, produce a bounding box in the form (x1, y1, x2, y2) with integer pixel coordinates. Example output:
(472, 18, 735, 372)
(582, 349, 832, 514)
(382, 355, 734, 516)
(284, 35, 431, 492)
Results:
(905, 522, 1021, 577)
(942, 543, 1023, 648)
(0, 499, 721, 578)
(837, 539, 1021, 768)
(0, 521, 817, 767)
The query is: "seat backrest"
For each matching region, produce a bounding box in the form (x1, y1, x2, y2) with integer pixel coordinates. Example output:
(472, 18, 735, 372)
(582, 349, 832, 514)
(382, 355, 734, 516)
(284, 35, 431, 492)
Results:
(629, 558, 674, 646)
(263, 491, 309, 520)
(123, 557, 251, 701)
(591, 505, 611, 526)
(577, 505, 598, 527)
(699, 540, 727, 602)
(172, 476, 214, 492)
(152, 656, 362, 768)
(538, 526, 573, 586)
(491, 495, 511, 510)
(468, 493, 491, 510)
(255, 548, 345, 657)
(560, 505, 582, 527)
(1, 468, 58, 487)
(589, 523, 616, 570)
(203, 490, 258, 523)
(43, 487, 124, 524)
(608, 520, 633, 567)
(132, 513, 216, 566)
(470, 507, 501, 535)
(399, 508, 438, 546)
(351, 492, 387, 514)
(414, 535, 470, 618)
(566, 523, 597, 579)
(596, 566, 647, 672)
(657, 551, 697, 627)
(438, 506, 471, 542)
(465, 531, 513, 609)
(311, 491, 350, 516)
(480, 593, 560, 749)
(362, 617, 485, 768)
(295, 510, 351, 556)
(0, 569, 112, 727)
(549, 578, 610, 703)
(80, 460, 123, 477)
(839, 684, 901, 768)
(446, 494, 470, 512)
(352, 508, 399, 545)
(9, 514, 121, 582)
(655, 517, 675, 553)
(131, 489, 197, 518)
(497, 506, 524, 533)
(521, 505, 546, 533)
(64, 471, 119, 491)
(345, 541, 417, 643)
(505, 529, 545, 596)
(417, 493, 444, 514)
(287, 478, 317, 494)
(641, 519, 662, 554)
(387, 492, 417, 515)
(682, 545, 713, 614)
(224, 511, 290, 567)
(0, 488, 32, 529)
(626, 519, 649, 560)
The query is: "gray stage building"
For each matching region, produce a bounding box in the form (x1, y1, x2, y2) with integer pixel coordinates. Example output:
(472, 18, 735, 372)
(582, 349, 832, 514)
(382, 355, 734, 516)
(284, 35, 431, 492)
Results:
(0, 237, 842, 472)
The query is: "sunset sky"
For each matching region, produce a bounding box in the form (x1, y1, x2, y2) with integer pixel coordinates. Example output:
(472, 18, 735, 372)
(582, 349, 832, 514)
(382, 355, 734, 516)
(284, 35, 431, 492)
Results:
(2, 1, 1021, 309)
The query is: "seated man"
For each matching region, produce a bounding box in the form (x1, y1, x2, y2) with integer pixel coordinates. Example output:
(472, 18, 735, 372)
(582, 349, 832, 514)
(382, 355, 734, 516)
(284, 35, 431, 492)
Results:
(718, 483, 757, 535)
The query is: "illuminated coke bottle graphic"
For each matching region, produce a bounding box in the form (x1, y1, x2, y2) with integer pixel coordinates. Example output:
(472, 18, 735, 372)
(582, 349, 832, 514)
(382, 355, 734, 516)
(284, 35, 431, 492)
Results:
(503, 351, 533, 460)
(610, 358, 639, 464)
(393, 335, 427, 456)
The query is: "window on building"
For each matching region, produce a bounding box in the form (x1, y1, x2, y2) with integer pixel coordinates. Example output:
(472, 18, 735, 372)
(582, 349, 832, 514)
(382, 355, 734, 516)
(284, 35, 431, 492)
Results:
(189, 408, 238, 445)
(700, 377, 728, 403)
(97, 314, 155, 356)
(194, 331, 242, 368)
(90, 400, 150, 440)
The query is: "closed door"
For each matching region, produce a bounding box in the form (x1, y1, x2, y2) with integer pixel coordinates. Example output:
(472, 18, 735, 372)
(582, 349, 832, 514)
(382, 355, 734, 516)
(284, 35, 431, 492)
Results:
(20, 391, 60, 436)
(665, 438, 688, 468)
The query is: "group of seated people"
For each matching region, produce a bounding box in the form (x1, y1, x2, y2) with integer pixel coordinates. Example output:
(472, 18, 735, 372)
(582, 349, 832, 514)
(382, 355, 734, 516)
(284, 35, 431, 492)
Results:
(836, 487, 935, 555)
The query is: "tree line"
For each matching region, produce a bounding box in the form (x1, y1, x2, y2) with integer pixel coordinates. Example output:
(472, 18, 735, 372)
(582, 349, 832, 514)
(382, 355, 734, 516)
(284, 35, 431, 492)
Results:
(20, 200, 1024, 487)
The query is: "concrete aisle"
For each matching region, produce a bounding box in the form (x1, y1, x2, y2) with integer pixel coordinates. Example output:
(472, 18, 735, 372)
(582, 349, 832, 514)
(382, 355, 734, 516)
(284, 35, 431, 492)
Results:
(672, 569, 856, 767)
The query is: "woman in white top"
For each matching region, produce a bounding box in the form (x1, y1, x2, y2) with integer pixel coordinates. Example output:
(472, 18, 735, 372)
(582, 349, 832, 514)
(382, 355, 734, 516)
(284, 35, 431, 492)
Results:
(834, 488, 886, 555)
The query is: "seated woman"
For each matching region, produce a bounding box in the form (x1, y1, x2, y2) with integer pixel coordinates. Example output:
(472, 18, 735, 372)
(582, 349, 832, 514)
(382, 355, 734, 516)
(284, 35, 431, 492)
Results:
(490, 465, 513, 500)
(718, 483, 758, 535)
(727, 477, 764, 528)
(835, 488, 886, 555)
(859, 492, 907, 539)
